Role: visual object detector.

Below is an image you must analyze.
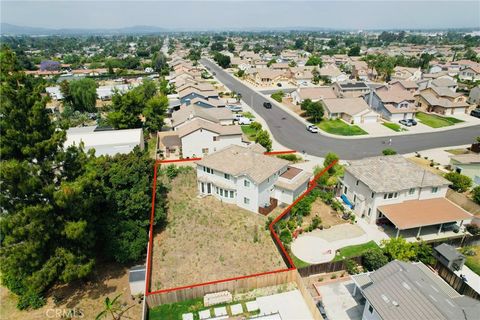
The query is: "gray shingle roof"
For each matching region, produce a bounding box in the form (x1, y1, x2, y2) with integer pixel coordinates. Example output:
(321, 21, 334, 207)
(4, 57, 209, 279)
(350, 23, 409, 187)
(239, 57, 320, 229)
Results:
(361, 261, 480, 320)
(345, 155, 450, 192)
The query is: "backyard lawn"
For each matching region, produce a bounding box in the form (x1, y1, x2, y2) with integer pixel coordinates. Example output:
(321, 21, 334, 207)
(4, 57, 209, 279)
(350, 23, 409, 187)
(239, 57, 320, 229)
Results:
(382, 122, 405, 132)
(463, 246, 480, 276)
(317, 119, 368, 136)
(416, 112, 464, 128)
(333, 241, 380, 261)
(151, 169, 284, 290)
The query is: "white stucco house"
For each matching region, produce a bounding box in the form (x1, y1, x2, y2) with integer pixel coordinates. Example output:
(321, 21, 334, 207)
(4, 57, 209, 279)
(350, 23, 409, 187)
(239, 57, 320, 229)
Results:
(339, 156, 471, 237)
(196, 145, 311, 214)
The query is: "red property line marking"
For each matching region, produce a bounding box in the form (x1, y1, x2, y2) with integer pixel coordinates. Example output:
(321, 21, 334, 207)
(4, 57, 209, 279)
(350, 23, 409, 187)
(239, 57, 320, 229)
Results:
(145, 152, 335, 296)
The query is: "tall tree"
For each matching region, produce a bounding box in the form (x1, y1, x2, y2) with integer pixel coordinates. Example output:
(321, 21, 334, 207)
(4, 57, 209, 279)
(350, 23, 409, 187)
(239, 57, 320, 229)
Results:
(60, 78, 97, 112)
(143, 94, 168, 133)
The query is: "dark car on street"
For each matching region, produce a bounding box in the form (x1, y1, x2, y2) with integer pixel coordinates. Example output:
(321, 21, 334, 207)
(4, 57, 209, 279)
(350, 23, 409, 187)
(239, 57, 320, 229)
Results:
(263, 102, 272, 109)
(471, 108, 480, 118)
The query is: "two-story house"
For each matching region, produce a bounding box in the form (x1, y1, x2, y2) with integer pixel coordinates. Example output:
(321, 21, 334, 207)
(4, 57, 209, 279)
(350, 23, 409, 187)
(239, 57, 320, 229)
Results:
(365, 86, 417, 121)
(415, 86, 470, 115)
(339, 156, 471, 237)
(196, 145, 311, 214)
(333, 81, 371, 98)
(391, 66, 422, 81)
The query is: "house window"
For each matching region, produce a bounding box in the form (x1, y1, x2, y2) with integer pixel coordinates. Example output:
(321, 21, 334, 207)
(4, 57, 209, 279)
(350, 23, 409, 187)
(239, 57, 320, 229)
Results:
(344, 186, 348, 194)
(356, 180, 359, 186)
(202, 148, 209, 154)
(230, 191, 234, 198)
(432, 187, 438, 193)
(371, 192, 375, 198)
(368, 305, 374, 314)
(244, 197, 250, 204)
(213, 136, 219, 141)
(368, 208, 372, 216)
(384, 192, 397, 199)
(244, 180, 250, 187)
(220, 189, 224, 197)
(409, 188, 415, 195)
(224, 173, 230, 180)
(353, 195, 357, 202)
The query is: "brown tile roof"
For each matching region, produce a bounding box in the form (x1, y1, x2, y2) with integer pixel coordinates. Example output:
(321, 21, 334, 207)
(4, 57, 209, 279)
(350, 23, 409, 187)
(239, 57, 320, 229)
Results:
(176, 118, 242, 138)
(378, 198, 472, 229)
(323, 97, 370, 116)
(296, 87, 337, 101)
(172, 105, 234, 127)
(196, 145, 288, 184)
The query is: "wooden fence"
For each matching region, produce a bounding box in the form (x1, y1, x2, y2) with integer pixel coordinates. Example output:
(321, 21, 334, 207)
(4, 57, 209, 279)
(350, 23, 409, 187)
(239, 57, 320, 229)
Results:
(434, 262, 480, 301)
(446, 189, 480, 215)
(297, 256, 363, 277)
(425, 234, 480, 248)
(145, 269, 296, 307)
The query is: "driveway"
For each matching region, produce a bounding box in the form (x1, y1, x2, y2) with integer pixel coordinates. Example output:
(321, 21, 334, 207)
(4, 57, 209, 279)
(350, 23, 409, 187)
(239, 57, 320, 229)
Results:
(201, 58, 480, 160)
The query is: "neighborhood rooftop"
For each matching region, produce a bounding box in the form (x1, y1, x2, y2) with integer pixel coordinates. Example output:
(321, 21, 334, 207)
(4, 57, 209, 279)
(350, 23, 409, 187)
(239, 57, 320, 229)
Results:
(353, 260, 480, 320)
(345, 155, 450, 192)
(196, 145, 289, 184)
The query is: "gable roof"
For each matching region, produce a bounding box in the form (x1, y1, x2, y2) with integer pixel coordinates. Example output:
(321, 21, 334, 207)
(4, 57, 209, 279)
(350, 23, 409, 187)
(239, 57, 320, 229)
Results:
(196, 145, 288, 184)
(176, 118, 242, 138)
(356, 261, 480, 320)
(323, 97, 370, 116)
(172, 105, 234, 127)
(345, 155, 450, 192)
(296, 86, 337, 101)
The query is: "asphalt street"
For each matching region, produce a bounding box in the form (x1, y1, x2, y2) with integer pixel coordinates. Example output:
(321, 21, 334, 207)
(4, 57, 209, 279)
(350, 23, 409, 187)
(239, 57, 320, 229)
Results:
(201, 58, 480, 160)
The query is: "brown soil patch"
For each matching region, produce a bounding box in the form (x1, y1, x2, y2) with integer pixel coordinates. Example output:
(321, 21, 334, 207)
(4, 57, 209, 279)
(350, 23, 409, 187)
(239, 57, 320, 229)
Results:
(407, 157, 444, 175)
(304, 199, 344, 229)
(150, 170, 285, 291)
(0, 263, 142, 320)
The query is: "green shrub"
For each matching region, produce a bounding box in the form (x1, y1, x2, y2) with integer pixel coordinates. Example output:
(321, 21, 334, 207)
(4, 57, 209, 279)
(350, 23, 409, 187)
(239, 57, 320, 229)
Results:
(473, 186, 480, 204)
(271, 91, 284, 102)
(277, 154, 302, 163)
(279, 229, 292, 244)
(249, 121, 262, 131)
(444, 172, 473, 193)
(382, 148, 397, 155)
(466, 224, 480, 235)
(345, 259, 360, 275)
(265, 216, 273, 230)
(362, 249, 388, 271)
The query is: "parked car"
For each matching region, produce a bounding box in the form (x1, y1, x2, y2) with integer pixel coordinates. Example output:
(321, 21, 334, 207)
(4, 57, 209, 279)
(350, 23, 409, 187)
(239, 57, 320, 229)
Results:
(263, 102, 272, 109)
(471, 108, 480, 118)
(276, 82, 282, 87)
(399, 119, 417, 126)
(237, 117, 252, 125)
(306, 124, 319, 133)
(226, 104, 243, 112)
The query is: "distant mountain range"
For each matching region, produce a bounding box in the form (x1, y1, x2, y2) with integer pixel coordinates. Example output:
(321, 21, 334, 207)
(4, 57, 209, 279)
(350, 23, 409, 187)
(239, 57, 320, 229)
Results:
(1, 23, 478, 35)
(0, 23, 169, 35)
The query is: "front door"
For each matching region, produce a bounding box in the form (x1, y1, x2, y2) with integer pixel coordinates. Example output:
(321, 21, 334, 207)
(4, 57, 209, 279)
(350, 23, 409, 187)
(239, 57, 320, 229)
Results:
(207, 183, 211, 194)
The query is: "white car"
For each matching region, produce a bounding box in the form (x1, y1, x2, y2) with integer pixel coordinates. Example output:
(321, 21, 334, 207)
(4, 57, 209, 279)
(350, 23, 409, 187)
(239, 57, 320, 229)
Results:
(306, 124, 319, 133)
(227, 105, 243, 112)
(237, 117, 252, 125)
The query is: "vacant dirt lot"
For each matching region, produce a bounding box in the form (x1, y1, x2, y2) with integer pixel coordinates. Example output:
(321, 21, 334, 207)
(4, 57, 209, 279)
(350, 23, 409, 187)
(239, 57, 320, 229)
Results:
(151, 170, 285, 291)
(0, 263, 142, 320)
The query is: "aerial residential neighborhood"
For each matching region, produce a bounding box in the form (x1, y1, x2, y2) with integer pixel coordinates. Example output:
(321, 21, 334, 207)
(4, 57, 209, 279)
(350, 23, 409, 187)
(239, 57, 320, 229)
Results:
(1, 1, 480, 320)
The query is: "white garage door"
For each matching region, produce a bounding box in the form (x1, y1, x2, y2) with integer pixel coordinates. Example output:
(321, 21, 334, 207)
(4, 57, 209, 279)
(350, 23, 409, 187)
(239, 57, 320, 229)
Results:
(452, 108, 465, 115)
(362, 116, 377, 123)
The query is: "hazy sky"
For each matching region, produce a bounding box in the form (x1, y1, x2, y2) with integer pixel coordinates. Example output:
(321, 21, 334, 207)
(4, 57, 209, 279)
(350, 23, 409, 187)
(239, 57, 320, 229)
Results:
(1, 1, 479, 30)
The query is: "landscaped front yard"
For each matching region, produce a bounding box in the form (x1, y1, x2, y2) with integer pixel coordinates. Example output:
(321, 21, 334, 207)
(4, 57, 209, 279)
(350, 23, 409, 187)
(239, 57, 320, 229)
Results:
(151, 169, 284, 291)
(241, 125, 257, 141)
(317, 119, 368, 136)
(462, 246, 480, 276)
(382, 122, 406, 132)
(416, 112, 464, 128)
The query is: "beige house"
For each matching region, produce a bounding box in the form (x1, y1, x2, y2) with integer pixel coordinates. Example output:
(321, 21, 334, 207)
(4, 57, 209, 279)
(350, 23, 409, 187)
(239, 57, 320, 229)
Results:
(332, 81, 371, 98)
(391, 66, 422, 81)
(416, 87, 470, 115)
(323, 98, 379, 124)
(246, 68, 287, 86)
(291, 86, 337, 104)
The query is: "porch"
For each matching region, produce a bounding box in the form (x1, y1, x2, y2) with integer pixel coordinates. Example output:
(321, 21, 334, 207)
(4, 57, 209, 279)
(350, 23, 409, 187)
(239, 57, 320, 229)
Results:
(377, 198, 472, 242)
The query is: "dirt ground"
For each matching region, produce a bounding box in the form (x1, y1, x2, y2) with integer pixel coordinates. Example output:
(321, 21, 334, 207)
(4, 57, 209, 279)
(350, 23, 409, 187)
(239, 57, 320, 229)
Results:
(281, 98, 304, 116)
(0, 263, 142, 320)
(407, 156, 445, 176)
(150, 170, 285, 291)
(305, 198, 345, 229)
